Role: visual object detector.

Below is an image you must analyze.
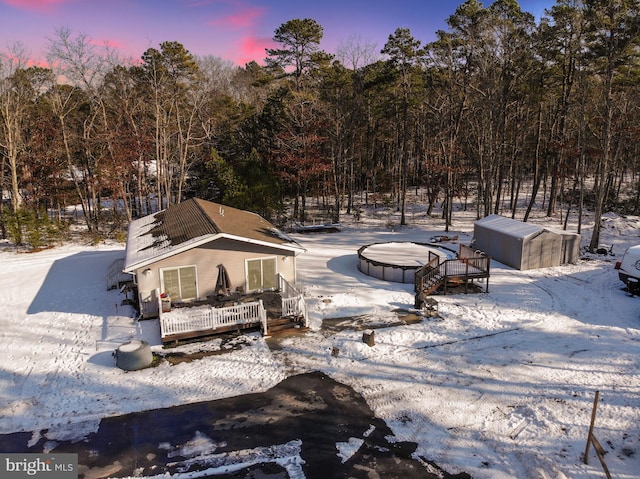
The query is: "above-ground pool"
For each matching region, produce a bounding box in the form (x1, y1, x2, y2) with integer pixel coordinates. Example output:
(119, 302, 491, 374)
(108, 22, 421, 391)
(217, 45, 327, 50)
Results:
(357, 241, 457, 283)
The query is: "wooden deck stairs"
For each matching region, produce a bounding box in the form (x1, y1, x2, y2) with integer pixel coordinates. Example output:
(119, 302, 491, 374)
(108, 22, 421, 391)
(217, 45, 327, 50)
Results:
(264, 301, 308, 335)
(420, 268, 446, 297)
(266, 316, 309, 335)
(414, 245, 491, 308)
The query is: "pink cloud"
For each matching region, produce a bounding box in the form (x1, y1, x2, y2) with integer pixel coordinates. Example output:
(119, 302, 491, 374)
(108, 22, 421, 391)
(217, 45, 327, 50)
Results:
(27, 57, 50, 68)
(1, 42, 49, 68)
(2, 0, 69, 13)
(208, 5, 266, 30)
(24, 57, 61, 72)
(89, 37, 125, 50)
(235, 35, 274, 65)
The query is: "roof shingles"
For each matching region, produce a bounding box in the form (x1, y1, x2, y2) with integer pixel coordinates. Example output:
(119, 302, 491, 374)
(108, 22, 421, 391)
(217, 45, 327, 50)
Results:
(124, 198, 302, 272)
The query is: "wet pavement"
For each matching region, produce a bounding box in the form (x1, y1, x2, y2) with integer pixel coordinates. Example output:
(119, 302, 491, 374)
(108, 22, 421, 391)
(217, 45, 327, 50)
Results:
(0, 372, 471, 479)
(321, 309, 429, 335)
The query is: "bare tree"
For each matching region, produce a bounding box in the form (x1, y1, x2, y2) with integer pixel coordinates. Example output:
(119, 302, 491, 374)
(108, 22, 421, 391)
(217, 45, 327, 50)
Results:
(336, 33, 380, 70)
(141, 41, 203, 208)
(0, 43, 35, 212)
(47, 27, 125, 230)
(585, 0, 640, 251)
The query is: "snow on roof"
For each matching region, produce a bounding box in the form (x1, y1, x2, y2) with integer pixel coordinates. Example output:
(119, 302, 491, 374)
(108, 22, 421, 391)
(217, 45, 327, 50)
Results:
(124, 198, 304, 272)
(475, 214, 544, 239)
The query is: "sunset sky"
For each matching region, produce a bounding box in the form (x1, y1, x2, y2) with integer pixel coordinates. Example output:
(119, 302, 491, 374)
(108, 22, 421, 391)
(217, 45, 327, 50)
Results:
(1, 0, 555, 67)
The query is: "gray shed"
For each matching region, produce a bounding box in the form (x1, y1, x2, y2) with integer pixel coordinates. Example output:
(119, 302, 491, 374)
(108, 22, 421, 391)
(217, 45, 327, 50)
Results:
(473, 215, 580, 270)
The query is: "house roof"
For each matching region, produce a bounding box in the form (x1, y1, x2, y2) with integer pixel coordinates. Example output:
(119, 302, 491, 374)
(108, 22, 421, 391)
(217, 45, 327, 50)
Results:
(474, 214, 544, 240)
(123, 198, 304, 273)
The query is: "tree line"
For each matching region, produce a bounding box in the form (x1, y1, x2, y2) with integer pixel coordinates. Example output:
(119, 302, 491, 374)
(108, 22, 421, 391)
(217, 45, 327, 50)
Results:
(1, 0, 640, 251)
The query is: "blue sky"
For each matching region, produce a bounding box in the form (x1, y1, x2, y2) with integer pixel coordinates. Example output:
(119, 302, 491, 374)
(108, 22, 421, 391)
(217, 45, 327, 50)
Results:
(1, 0, 555, 66)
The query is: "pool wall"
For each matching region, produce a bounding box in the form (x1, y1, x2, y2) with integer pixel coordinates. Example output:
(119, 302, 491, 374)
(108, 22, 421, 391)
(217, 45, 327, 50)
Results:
(357, 242, 457, 284)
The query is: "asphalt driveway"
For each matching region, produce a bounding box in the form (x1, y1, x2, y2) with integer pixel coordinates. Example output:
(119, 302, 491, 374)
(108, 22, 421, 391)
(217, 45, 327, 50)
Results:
(0, 371, 470, 479)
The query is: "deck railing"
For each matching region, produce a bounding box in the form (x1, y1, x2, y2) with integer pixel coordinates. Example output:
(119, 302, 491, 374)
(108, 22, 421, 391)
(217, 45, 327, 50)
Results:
(414, 254, 442, 293)
(277, 274, 307, 327)
(158, 275, 305, 341)
(440, 256, 491, 278)
(160, 300, 266, 339)
(415, 247, 491, 295)
(282, 295, 307, 324)
(134, 289, 161, 319)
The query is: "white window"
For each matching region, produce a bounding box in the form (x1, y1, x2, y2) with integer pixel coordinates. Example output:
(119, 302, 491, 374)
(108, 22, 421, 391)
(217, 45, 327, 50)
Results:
(246, 257, 277, 291)
(161, 265, 197, 301)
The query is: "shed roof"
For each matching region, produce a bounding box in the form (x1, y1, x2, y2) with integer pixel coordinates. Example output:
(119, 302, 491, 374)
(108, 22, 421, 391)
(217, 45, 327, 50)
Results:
(123, 198, 304, 272)
(475, 214, 543, 240)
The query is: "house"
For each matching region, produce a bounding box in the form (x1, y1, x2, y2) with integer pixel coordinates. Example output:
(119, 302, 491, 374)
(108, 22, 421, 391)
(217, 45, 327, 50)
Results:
(123, 198, 306, 319)
(472, 214, 580, 270)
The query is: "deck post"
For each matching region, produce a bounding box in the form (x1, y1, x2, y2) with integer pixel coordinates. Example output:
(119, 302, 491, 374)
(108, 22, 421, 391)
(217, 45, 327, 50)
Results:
(465, 261, 469, 294)
(156, 288, 162, 319)
(260, 299, 267, 335)
(443, 262, 448, 295)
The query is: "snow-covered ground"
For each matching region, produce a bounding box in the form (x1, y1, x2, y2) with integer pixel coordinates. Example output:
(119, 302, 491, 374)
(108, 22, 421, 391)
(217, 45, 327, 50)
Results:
(1, 207, 639, 479)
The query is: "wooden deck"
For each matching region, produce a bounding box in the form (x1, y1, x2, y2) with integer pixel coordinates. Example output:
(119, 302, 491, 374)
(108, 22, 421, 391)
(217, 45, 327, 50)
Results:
(160, 300, 267, 344)
(158, 276, 307, 345)
(414, 245, 490, 308)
